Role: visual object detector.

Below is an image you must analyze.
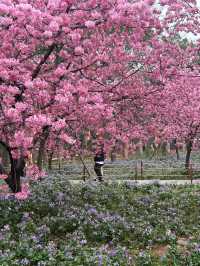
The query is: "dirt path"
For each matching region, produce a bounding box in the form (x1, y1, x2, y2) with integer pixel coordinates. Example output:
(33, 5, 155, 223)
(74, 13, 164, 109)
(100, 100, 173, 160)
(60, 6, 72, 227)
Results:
(69, 179, 200, 185)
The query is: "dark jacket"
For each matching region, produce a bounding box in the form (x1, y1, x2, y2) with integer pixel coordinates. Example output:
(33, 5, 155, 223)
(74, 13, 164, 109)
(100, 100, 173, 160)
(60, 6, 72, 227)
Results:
(94, 152, 105, 165)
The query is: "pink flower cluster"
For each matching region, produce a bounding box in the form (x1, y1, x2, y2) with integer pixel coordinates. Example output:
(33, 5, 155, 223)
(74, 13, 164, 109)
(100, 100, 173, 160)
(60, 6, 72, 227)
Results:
(26, 165, 47, 181)
(15, 184, 30, 200)
(0, 174, 7, 180)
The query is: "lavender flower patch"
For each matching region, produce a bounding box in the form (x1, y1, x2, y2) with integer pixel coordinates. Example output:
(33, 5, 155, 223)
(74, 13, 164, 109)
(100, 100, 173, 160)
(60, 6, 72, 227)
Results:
(0, 174, 199, 265)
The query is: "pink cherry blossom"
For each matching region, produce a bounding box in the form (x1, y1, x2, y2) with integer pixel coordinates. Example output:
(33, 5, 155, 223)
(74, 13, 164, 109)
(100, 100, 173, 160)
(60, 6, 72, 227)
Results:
(0, 0, 199, 193)
(0, 174, 7, 180)
(85, 20, 95, 28)
(74, 46, 84, 55)
(15, 191, 29, 200)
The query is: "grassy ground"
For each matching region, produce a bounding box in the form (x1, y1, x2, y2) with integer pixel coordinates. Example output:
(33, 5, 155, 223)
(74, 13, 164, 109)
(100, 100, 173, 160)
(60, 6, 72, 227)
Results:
(49, 156, 200, 181)
(0, 174, 200, 265)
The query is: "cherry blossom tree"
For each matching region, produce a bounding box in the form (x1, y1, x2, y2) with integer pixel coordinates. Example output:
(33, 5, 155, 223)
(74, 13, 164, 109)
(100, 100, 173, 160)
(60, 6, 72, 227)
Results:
(1, 0, 200, 195)
(139, 0, 200, 167)
(0, 0, 162, 192)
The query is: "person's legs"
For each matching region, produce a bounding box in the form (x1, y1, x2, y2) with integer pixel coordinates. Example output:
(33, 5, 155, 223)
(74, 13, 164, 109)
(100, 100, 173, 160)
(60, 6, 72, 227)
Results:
(93, 165, 97, 181)
(94, 165, 99, 180)
(99, 166, 103, 181)
(94, 164, 103, 182)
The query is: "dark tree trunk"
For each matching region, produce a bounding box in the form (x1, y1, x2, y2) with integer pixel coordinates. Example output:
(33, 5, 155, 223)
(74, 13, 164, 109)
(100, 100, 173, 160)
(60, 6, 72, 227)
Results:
(37, 127, 49, 170)
(37, 142, 45, 170)
(5, 171, 21, 193)
(110, 150, 117, 162)
(151, 142, 161, 158)
(48, 151, 53, 170)
(0, 141, 25, 193)
(5, 157, 26, 193)
(175, 146, 180, 160)
(185, 140, 193, 169)
(161, 142, 167, 156)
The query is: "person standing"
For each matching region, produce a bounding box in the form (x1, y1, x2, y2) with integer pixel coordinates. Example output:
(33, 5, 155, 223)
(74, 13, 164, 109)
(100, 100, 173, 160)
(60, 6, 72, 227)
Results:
(94, 146, 105, 182)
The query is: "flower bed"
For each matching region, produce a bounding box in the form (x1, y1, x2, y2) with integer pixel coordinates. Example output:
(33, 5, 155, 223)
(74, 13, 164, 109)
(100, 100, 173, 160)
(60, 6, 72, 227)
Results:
(0, 175, 199, 265)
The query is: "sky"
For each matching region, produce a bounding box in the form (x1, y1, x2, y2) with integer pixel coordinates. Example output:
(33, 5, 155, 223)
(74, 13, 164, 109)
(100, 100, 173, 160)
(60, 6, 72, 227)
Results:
(157, 0, 200, 41)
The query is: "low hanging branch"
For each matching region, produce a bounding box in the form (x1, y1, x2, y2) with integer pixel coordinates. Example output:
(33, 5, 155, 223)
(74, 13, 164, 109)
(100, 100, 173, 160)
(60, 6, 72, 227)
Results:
(31, 43, 57, 80)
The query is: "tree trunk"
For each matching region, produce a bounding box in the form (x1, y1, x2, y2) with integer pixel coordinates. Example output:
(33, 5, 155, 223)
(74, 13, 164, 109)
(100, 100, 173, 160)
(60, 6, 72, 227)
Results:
(37, 128, 49, 170)
(5, 170, 21, 193)
(161, 142, 167, 156)
(48, 151, 53, 170)
(0, 141, 24, 193)
(6, 157, 26, 193)
(185, 140, 193, 169)
(110, 149, 117, 162)
(175, 146, 180, 160)
(122, 142, 129, 159)
(37, 147, 43, 170)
